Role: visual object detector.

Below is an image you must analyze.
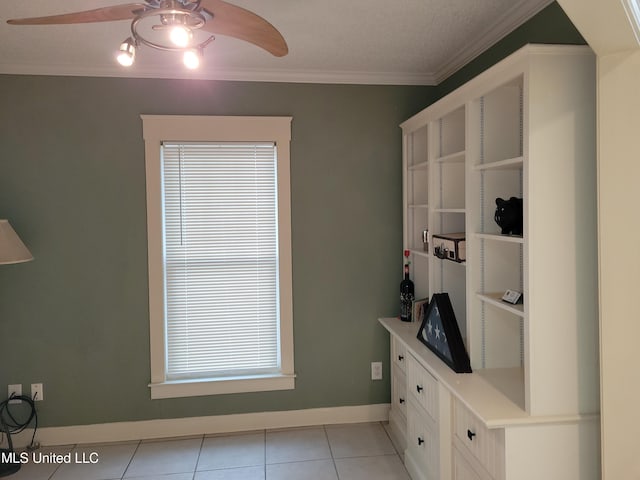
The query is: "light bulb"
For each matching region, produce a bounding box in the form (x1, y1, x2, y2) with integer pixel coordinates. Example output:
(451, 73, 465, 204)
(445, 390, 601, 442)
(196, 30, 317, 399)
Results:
(169, 25, 192, 48)
(116, 38, 136, 67)
(183, 49, 201, 69)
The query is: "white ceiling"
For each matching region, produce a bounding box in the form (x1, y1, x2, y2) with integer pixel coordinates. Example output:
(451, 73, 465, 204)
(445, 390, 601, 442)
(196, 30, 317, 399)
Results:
(0, 0, 554, 85)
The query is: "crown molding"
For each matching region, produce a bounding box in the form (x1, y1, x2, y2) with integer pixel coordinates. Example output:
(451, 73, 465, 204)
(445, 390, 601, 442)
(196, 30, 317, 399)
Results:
(0, 62, 437, 86)
(433, 0, 555, 83)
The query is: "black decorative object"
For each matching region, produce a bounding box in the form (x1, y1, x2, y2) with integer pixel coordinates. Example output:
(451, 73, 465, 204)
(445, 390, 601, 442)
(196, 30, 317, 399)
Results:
(417, 293, 471, 373)
(400, 250, 415, 322)
(494, 197, 523, 235)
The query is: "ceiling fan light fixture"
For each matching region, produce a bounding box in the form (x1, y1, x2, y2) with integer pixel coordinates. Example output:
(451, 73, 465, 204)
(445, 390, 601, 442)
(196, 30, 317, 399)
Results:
(116, 37, 136, 67)
(169, 24, 192, 47)
(183, 48, 201, 69)
(8, 0, 289, 68)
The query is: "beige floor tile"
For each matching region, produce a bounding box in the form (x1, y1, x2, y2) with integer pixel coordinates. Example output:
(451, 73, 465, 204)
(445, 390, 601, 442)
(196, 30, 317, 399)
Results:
(195, 465, 265, 480)
(124, 437, 201, 477)
(334, 454, 410, 480)
(325, 423, 396, 459)
(197, 432, 264, 471)
(266, 427, 331, 464)
(266, 459, 337, 480)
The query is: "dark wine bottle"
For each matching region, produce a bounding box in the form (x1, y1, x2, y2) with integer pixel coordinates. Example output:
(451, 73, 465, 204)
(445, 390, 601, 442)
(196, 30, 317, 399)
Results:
(400, 250, 415, 322)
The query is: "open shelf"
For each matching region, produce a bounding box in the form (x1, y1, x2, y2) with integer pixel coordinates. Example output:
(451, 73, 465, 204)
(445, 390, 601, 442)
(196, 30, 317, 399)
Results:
(474, 156, 523, 171)
(409, 160, 430, 171)
(432, 208, 465, 214)
(433, 259, 466, 267)
(410, 249, 430, 259)
(475, 233, 523, 244)
(435, 150, 465, 164)
(476, 292, 524, 317)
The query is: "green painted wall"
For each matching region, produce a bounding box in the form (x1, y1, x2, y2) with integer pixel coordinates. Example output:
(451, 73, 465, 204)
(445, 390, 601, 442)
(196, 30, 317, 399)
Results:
(0, 1, 583, 429)
(0, 77, 434, 427)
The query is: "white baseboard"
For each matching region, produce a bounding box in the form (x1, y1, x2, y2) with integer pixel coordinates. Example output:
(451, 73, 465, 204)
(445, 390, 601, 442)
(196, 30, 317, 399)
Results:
(6, 404, 390, 448)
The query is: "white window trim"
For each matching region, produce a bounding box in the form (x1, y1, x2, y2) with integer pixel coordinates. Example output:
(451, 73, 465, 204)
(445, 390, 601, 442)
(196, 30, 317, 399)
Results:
(622, 0, 640, 45)
(141, 115, 295, 400)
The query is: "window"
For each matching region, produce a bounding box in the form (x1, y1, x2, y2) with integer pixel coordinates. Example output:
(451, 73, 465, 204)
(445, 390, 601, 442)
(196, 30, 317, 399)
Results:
(142, 115, 294, 399)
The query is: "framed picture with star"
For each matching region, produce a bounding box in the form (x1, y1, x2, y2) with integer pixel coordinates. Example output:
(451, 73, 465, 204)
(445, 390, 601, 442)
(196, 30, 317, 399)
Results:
(417, 293, 472, 373)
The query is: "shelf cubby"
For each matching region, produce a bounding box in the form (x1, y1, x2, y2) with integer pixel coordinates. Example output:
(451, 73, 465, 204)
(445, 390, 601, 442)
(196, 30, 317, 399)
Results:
(408, 166, 429, 207)
(409, 251, 430, 300)
(431, 211, 465, 236)
(479, 302, 523, 370)
(407, 206, 429, 252)
(475, 238, 523, 295)
(432, 161, 465, 210)
(436, 106, 466, 158)
(407, 125, 428, 168)
(476, 76, 523, 166)
(476, 292, 524, 317)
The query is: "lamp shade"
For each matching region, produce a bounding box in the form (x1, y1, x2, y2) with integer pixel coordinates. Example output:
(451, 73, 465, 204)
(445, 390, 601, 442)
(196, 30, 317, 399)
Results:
(0, 220, 33, 265)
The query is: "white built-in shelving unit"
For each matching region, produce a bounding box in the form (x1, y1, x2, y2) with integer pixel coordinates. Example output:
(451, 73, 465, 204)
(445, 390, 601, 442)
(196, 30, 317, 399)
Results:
(387, 44, 600, 480)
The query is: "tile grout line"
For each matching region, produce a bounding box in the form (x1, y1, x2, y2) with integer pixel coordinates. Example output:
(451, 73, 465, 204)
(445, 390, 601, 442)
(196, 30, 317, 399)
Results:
(191, 434, 205, 480)
(48, 443, 78, 480)
(322, 424, 341, 480)
(119, 439, 142, 480)
(263, 429, 267, 479)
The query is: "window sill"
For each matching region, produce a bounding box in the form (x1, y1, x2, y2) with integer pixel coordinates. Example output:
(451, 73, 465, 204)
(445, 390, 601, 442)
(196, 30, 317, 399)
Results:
(149, 373, 296, 400)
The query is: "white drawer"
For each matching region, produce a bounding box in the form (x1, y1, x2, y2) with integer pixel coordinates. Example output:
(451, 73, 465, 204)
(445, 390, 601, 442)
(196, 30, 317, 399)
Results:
(391, 337, 408, 374)
(406, 354, 438, 420)
(388, 407, 407, 455)
(407, 397, 439, 480)
(453, 444, 493, 480)
(453, 400, 504, 479)
(391, 363, 407, 419)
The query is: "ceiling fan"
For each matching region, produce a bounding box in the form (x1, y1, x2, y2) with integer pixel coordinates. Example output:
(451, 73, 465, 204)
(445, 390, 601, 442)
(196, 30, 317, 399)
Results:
(6, 0, 288, 69)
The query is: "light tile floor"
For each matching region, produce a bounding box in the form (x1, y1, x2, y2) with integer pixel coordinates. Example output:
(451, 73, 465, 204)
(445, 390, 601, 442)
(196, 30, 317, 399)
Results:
(10, 422, 409, 480)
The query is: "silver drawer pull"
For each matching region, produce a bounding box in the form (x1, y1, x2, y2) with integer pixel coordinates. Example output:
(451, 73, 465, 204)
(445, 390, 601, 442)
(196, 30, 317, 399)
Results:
(467, 429, 476, 441)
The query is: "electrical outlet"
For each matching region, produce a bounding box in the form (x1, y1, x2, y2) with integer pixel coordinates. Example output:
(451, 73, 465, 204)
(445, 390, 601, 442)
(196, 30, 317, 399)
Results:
(31, 383, 43, 402)
(371, 361, 383, 380)
(8, 384, 22, 404)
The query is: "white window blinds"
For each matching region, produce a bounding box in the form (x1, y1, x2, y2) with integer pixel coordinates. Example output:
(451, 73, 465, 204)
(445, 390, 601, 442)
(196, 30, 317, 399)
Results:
(161, 142, 280, 380)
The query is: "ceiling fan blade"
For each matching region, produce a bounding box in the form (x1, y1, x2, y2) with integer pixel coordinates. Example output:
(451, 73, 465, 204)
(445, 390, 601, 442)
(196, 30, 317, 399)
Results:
(200, 0, 288, 57)
(7, 4, 148, 25)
